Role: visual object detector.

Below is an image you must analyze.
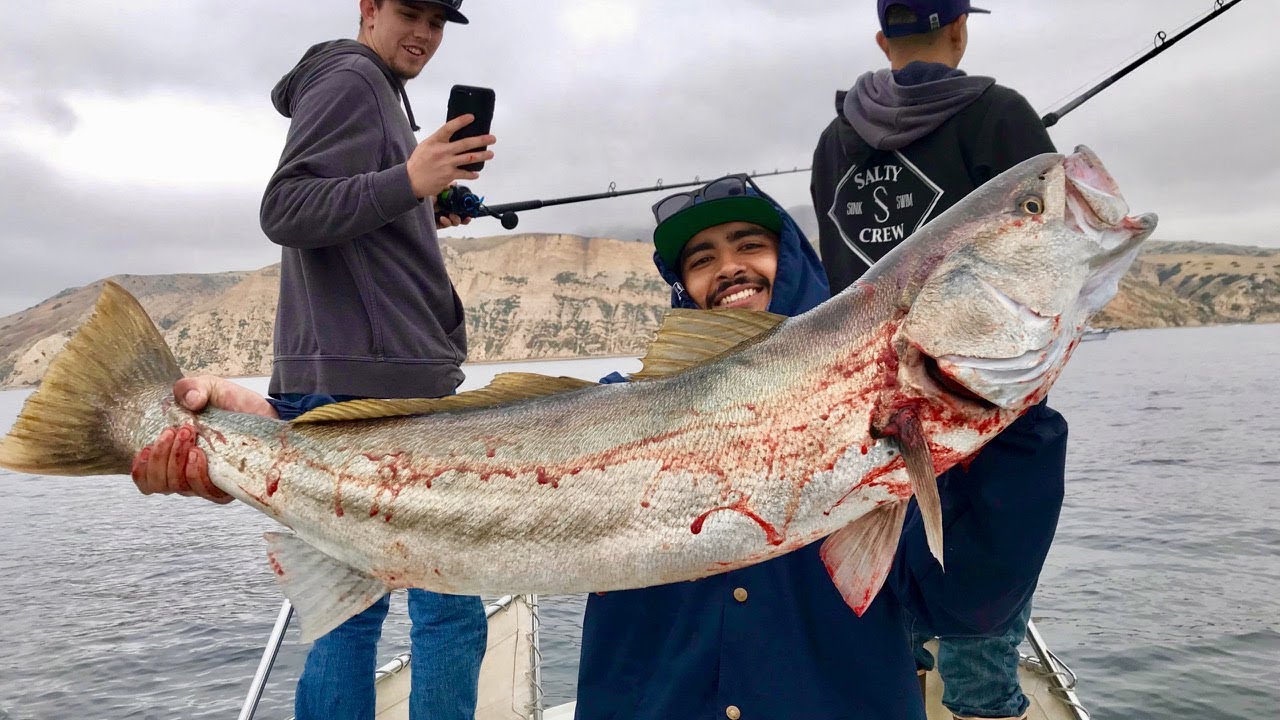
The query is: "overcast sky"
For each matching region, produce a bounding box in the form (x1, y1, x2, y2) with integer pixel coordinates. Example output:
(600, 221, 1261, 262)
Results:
(1, 0, 1276, 317)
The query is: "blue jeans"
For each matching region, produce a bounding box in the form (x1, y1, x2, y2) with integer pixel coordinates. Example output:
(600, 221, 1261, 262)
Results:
(910, 601, 1033, 718)
(294, 590, 487, 720)
(270, 394, 487, 720)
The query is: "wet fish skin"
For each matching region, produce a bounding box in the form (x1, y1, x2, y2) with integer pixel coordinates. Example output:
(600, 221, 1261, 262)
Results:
(0, 146, 1155, 641)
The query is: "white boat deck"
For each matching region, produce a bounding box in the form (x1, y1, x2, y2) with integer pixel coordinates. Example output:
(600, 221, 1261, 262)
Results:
(373, 596, 1086, 720)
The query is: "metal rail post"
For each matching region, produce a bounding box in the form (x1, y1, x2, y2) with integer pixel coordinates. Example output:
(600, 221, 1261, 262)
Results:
(236, 600, 294, 720)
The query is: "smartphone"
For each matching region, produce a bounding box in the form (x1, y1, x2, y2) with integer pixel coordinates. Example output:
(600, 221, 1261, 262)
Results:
(446, 85, 495, 172)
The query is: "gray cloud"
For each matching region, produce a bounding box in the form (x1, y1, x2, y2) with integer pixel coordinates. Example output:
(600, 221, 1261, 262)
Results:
(1, 0, 1276, 318)
(0, 149, 275, 316)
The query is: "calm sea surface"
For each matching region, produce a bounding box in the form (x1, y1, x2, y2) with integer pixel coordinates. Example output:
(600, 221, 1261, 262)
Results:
(0, 327, 1276, 720)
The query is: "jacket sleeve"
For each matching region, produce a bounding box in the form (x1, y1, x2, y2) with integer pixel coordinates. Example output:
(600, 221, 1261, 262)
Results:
(886, 402, 1068, 636)
(260, 68, 421, 249)
(967, 89, 1058, 186)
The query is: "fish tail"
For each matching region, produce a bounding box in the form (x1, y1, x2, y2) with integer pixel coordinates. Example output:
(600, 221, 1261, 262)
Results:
(0, 281, 183, 476)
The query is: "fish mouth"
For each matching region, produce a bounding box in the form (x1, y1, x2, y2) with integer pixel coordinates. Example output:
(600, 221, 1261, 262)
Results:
(1065, 146, 1158, 314)
(1065, 146, 1157, 250)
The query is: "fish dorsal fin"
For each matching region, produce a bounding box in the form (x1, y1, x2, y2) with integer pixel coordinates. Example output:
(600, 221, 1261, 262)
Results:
(292, 373, 596, 424)
(630, 308, 786, 381)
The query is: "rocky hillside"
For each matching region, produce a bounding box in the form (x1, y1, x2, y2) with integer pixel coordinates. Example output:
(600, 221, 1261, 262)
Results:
(1093, 241, 1280, 328)
(0, 235, 1276, 389)
(0, 234, 668, 388)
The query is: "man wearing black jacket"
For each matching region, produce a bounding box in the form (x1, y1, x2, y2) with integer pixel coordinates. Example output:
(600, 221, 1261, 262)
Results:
(811, 3, 1061, 719)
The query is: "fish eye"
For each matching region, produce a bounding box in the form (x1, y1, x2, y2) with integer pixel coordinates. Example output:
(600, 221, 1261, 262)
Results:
(1019, 196, 1045, 215)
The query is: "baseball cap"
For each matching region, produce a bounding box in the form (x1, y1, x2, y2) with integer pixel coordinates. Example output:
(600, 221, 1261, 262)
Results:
(652, 175, 783, 268)
(409, 0, 469, 24)
(877, 0, 989, 38)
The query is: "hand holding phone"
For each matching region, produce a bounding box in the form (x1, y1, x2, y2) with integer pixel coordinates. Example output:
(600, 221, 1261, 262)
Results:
(446, 85, 495, 171)
(405, 98, 496, 200)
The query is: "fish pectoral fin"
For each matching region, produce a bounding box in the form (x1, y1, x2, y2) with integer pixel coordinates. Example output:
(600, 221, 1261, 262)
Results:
(263, 532, 388, 642)
(292, 373, 596, 423)
(819, 500, 910, 616)
(630, 308, 786, 381)
(881, 408, 945, 571)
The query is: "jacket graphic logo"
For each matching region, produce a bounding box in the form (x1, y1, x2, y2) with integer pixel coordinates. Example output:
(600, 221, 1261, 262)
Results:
(827, 150, 943, 268)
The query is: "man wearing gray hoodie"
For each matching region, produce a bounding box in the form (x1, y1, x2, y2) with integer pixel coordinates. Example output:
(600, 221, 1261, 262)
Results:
(258, 1, 493, 718)
(811, 3, 1059, 720)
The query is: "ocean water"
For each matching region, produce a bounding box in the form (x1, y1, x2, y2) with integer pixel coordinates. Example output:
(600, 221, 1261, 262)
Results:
(0, 328, 1276, 719)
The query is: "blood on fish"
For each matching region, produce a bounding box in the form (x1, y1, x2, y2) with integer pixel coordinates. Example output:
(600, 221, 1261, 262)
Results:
(690, 497, 784, 546)
(535, 467, 559, 488)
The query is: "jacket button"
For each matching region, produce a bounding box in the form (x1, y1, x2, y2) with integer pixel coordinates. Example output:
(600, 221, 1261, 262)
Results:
(726, 705, 742, 720)
(733, 587, 748, 603)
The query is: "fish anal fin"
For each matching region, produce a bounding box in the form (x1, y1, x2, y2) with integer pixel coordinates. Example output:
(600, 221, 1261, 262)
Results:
(820, 500, 910, 615)
(630, 308, 786, 381)
(263, 532, 388, 642)
(293, 373, 596, 423)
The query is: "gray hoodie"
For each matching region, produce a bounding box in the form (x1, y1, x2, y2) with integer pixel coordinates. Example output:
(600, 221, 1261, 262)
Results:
(844, 64, 995, 151)
(261, 40, 466, 399)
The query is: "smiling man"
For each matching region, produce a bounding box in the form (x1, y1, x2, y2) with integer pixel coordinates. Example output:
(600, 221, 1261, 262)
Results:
(649, 174, 827, 315)
(254, 0, 492, 718)
(570, 174, 1067, 720)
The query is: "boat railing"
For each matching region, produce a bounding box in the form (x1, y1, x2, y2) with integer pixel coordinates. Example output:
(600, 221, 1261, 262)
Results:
(236, 594, 541, 720)
(237, 600, 294, 720)
(1022, 619, 1090, 720)
(525, 594, 545, 720)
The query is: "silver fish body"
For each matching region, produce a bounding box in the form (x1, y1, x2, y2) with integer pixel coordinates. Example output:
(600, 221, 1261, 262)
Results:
(0, 146, 1156, 640)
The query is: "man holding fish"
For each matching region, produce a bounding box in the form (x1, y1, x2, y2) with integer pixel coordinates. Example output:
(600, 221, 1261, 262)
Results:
(168, 0, 496, 717)
(122, 168, 1078, 720)
(812, 3, 1064, 717)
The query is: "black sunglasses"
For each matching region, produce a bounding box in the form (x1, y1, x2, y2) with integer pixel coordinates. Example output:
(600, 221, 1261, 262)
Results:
(651, 174, 758, 225)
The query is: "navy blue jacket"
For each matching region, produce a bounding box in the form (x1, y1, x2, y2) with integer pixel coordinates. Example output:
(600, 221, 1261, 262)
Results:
(574, 193, 1067, 720)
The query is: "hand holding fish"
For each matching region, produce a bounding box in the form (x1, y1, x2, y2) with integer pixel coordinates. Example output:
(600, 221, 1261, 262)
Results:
(130, 376, 275, 504)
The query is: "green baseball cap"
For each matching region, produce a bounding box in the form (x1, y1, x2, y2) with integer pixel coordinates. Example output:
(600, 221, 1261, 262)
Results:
(653, 195, 783, 268)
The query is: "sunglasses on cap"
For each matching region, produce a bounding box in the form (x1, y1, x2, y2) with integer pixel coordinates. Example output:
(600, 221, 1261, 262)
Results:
(651, 174, 760, 225)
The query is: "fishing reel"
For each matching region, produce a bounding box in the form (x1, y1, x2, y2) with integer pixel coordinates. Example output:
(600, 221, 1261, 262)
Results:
(435, 185, 519, 230)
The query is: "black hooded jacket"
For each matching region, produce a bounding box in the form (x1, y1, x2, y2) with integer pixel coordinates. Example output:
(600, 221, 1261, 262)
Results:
(260, 40, 466, 399)
(811, 62, 1056, 293)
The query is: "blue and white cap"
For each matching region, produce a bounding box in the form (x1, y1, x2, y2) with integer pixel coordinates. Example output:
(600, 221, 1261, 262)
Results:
(876, 0, 989, 38)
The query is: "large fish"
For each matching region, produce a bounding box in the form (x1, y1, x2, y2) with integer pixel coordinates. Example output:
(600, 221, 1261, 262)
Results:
(0, 146, 1154, 641)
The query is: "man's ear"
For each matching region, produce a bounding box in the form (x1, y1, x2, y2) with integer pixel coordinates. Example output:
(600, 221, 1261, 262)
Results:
(948, 14, 968, 53)
(359, 0, 377, 23)
(875, 31, 892, 63)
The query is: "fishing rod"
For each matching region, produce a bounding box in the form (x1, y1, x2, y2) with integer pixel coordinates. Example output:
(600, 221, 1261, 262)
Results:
(441, 166, 811, 230)
(448, 0, 1246, 228)
(1042, 0, 1247, 127)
